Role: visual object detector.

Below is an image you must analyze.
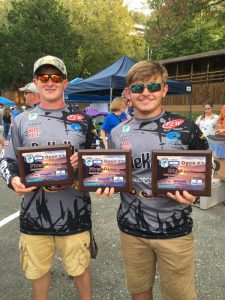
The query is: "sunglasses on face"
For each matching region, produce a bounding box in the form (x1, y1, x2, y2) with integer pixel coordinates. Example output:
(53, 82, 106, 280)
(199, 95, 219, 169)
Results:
(36, 74, 65, 83)
(130, 82, 164, 94)
(24, 91, 32, 95)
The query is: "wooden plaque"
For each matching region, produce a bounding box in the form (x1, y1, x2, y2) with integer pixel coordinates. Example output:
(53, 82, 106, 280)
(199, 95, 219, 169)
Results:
(17, 144, 74, 187)
(151, 150, 212, 196)
(78, 149, 132, 192)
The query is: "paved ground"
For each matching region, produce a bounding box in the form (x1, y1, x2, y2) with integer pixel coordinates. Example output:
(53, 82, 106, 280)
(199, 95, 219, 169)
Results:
(0, 176, 225, 299)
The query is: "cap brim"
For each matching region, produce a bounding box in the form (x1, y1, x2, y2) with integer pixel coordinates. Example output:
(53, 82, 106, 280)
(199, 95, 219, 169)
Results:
(19, 87, 27, 91)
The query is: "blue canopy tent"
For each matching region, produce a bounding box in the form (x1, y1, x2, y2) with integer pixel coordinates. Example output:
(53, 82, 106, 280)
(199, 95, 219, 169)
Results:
(65, 79, 192, 102)
(65, 55, 192, 116)
(0, 96, 15, 106)
(65, 55, 136, 102)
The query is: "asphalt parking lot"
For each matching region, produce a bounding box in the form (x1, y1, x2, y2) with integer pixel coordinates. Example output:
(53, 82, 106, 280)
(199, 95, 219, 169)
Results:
(0, 177, 225, 300)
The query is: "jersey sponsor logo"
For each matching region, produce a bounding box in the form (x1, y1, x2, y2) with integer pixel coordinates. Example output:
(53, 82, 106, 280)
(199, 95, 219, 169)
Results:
(166, 132, 180, 140)
(28, 112, 38, 121)
(67, 114, 84, 121)
(28, 122, 42, 127)
(70, 123, 82, 132)
(28, 127, 41, 138)
(123, 125, 130, 133)
(200, 133, 206, 139)
(162, 119, 184, 129)
(121, 140, 131, 149)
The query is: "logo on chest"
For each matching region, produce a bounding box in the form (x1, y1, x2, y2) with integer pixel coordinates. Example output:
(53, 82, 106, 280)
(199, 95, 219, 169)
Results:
(121, 140, 132, 149)
(67, 114, 84, 121)
(27, 127, 41, 138)
(162, 119, 184, 130)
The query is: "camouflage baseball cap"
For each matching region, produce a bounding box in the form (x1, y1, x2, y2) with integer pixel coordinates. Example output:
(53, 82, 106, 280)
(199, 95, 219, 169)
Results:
(19, 82, 39, 93)
(33, 55, 67, 76)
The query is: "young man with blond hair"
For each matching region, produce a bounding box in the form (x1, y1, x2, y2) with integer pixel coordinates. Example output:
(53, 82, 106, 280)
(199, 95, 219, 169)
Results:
(98, 60, 208, 300)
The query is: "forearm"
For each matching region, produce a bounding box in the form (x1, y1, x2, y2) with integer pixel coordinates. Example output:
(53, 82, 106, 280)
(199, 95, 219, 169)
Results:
(215, 128, 225, 135)
(100, 130, 108, 149)
(0, 158, 19, 189)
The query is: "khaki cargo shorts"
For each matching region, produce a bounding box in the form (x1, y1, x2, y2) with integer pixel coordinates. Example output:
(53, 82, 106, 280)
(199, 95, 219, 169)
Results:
(120, 231, 197, 300)
(19, 231, 91, 280)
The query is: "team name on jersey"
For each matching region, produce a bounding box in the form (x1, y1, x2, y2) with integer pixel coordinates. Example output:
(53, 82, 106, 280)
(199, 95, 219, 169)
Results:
(132, 152, 151, 169)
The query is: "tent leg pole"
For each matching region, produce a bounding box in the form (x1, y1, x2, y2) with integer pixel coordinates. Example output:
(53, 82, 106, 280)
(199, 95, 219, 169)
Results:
(189, 94, 192, 119)
(110, 88, 113, 103)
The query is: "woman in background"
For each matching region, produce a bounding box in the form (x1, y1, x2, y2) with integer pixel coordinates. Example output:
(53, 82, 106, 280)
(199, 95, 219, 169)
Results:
(215, 104, 225, 135)
(100, 97, 128, 149)
(195, 101, 219, 138)
(2, 106, 12, 140)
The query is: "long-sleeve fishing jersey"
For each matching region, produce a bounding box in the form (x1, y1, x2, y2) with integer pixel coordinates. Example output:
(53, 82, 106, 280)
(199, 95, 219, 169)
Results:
(0, 104, 94, 236)
(108, 110, 209, 239)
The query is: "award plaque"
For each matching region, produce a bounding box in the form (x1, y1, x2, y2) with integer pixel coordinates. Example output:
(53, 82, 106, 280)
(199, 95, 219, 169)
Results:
(151, 150, 212, 196)
(17, 144, 74, 187)
(78, 149, 132, 192)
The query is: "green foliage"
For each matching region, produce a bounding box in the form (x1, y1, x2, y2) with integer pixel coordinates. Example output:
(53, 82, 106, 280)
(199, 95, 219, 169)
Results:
(63, 0, 146, 76)
(145, 0, 225, 60)
(0, 0, 81, 89)
(0, 0, 147, 89)
(0, 0, 11, 27)
(130, 11, 148, 25)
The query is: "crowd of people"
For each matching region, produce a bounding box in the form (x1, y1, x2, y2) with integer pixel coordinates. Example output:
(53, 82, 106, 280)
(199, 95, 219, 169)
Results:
(0, 55, 225, 300)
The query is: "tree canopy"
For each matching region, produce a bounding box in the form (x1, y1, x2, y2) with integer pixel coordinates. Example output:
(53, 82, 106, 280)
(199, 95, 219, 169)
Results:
(145, 0, 225, 60)
(1, 0, 225, 90)
(0, 0, 146, 90)
(63, 0, 145, 77)
(0, 0, 81, 89)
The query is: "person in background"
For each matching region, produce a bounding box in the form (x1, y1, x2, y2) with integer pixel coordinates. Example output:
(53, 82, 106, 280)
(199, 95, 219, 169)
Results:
(127, 98, 134, 117)
(0, 55, 94, 300)
(19, 82, 40, 108)
(97, 60, 208, 300)
(215, 104, 225, 135)
(122, 89, 134, 117)
(11, 106, 21, 118)
(2, 105, 12, 140)
(195, 101, 219, 138)
(100, 96, 128, 149)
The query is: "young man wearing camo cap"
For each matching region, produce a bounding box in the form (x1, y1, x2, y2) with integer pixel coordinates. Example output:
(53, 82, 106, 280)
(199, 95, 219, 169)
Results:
(0, 55, 94, 300)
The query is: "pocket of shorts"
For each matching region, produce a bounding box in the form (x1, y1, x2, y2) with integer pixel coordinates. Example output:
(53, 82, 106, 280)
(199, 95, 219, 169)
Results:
(19, 239, 28, 272)
(79, 233, 91, 266)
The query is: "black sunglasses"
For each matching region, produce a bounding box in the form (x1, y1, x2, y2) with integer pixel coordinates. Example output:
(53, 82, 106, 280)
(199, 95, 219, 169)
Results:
(130, 82, 164, 94)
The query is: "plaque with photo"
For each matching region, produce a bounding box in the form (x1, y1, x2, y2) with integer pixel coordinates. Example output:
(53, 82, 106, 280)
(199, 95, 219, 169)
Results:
(17, 144, 74, 187)
(151, 150, 212, 196)
(78, 149, 132, 192)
